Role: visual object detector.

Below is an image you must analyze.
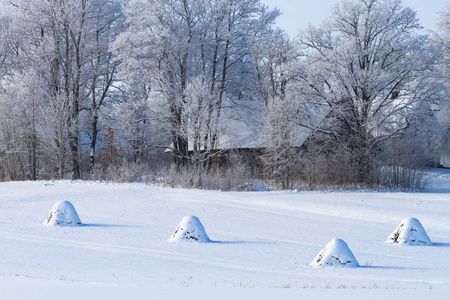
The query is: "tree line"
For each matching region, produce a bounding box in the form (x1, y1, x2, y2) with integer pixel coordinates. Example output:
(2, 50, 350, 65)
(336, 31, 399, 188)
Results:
(0, 0, 448, 190)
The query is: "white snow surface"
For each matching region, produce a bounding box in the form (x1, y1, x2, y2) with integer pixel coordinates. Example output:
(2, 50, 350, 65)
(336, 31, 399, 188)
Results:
(44, 200, 82, 226)
(1, 169, 450, 299)
(168, 215, 211, 242)
(310, 238, 359, 267)
(387, 217, 432, 246)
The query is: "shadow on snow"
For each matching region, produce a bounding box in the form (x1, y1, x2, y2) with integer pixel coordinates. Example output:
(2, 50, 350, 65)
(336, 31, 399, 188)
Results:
(361, 265, 424, 270)
(210, 240, 275, 245)
(432, 242, 450, 247)
(80, 223, 138, 228)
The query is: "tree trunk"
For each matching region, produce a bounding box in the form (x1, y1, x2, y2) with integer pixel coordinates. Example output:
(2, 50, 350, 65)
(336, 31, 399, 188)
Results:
(89, 110, 99, 176)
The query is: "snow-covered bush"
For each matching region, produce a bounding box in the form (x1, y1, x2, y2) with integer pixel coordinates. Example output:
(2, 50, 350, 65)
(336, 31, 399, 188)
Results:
(154, 157, 254, 191)
(44, 200, 82, 226)
(310, 238, 359, 268)
(168, 215, 210, 242)
(236, 182, 270, 192)
(387, 218, 432, 245)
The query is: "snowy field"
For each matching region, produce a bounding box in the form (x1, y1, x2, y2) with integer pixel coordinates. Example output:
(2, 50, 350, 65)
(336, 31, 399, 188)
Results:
(1, 169, 450, 299)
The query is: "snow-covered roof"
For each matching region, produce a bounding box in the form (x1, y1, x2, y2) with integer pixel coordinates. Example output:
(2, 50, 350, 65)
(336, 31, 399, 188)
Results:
(187, 100, 312, 151)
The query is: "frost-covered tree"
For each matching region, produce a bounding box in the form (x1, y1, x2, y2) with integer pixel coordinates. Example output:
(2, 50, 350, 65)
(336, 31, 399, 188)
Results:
(261, 95, 300, 189)
(251, 30, 292, 106)
(0, 14, 10, 81)
(81, 0, 124, 175)
(432, 3, 450, 167)
(434, 4, 450, 84)
(114, 0, 279, 167)
(294, 0, 441, 185)
(0, 0, 123, 180)
(5, 0, 92, 179)
(255, 32, 302, 188)
(0, 7, 43, 180)
(182, 76, 211, 170)
(0, 14, 11, 180)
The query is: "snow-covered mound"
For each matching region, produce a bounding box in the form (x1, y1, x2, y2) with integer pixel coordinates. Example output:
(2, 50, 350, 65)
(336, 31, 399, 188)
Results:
(44, 200, 82, 226)
(387, 217, 432, 246)
(310, 238, 359, 267)
(168, 215, 211, 242)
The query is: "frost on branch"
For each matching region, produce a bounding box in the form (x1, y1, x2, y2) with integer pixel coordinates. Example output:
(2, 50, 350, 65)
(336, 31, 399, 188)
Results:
(168, 215, 210, 242)
(310, 238, 359, 268)
(387, 218, 432, 246)
(44, 200, 82, 226)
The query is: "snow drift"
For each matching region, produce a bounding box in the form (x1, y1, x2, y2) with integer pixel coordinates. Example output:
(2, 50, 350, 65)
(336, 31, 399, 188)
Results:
(44, 200, 82, 226)
(310, 238, 359, 267)
(387, 217, 432, 245)
(168, 215, 211, 242)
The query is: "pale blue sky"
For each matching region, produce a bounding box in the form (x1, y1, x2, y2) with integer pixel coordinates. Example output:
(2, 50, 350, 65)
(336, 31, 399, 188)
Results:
(263, 0, 449, 36)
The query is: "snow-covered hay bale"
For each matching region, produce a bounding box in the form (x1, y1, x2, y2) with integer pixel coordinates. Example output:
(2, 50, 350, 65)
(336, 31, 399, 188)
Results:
(310, 238, 359, 268)
(168, 215, 210, 242)
(387, 217, 432, 246)
(44, 200, 82, 226)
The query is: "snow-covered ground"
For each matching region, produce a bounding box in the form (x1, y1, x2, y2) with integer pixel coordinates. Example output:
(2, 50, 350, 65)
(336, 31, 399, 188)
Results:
(1, 169, 450, 299)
